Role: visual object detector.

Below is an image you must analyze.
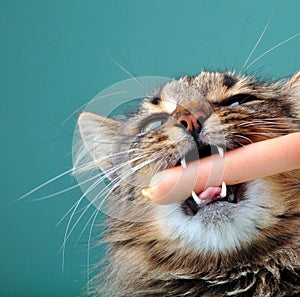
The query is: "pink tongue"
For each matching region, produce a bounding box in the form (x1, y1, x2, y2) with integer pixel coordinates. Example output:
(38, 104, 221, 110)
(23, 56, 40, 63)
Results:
(198, 187, 222, 200)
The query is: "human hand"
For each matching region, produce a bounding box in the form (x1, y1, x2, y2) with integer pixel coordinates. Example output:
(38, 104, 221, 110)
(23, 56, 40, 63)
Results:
(142, 132, 300, 205)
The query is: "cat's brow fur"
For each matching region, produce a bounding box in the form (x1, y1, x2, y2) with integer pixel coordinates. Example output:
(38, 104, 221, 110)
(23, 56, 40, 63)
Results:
(77, 70, 300, 296)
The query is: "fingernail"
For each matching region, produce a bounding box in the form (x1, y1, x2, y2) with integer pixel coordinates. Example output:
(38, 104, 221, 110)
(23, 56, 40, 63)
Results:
(142, 188, 152, 199)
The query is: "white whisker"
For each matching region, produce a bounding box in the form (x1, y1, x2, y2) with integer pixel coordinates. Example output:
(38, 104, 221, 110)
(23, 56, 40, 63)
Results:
(60, 195, 83, 274)
(245, 32, 300, 70)
(62, 155, 147, 240)
(18, 168, 75, 201)
(86, 206, 101, 294)
(242, 13, 273, 69)
(76, 204, 100, 247)
(31, 183, 81, 201)
(60, 152, 155, 267)
(247, 127, 291, 132)
(61, 91, 127, 126)
(245, 131, 284, 137)
(96, 156, 159, 210)
(73, 148, 139, 175)
(234, 134, 253, 145)
(106, 55, 148, 93)
(238, 118, 298, 127)
(61, 177, 114, 261)
(56, 201, 79, 228)
(18, 149, 136, 202)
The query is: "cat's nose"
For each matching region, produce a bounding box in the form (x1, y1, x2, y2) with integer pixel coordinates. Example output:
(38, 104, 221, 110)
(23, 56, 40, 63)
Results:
(177, 113, 203, 135)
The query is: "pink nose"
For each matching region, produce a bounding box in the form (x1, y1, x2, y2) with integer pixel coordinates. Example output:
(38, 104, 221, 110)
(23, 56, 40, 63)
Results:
(177, 113, 202, 133)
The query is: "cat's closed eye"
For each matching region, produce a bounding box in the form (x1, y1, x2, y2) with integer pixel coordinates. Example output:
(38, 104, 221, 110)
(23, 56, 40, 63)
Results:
(218, 93, 260, 107)
(140, 114, 169, 132)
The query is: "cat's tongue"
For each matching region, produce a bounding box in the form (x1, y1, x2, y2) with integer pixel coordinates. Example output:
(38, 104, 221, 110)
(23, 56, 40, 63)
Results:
(198, 186, 222, 200)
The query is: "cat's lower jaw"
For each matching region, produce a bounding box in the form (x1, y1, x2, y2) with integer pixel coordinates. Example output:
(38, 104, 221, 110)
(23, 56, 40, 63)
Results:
(155, 179, 275, 254)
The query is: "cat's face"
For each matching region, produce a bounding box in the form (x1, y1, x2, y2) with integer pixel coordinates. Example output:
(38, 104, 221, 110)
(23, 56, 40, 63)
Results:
(77, 71, 300, 257)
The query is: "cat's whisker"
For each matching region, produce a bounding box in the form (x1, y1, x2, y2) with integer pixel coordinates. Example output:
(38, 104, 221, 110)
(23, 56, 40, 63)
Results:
(60, 172, 115, 246)
(31, 183, 81, 202)
(234, 134, 253, 145)
(73, 152, 152, 208)
(63, 79, 152, 128)
(106, 55, 149, 93)
(73, 148, 140, 174)
(57, 194, 102, 233)
(61, 91, 127, 127)
(30, 172, 105, 202)
(89, 152, 152, 187)
(61, 153, 155, 256)
(233, 140, 249, 148)
(61, 177, 122, 257)
(239, 123, 293, 131)
(237, 118, 300, 131)
(72, 204, 103, 293)
(238, 121, 278, 127)
(56, 170, 114, 229)
(97, 156, 160, 209)
(245, 31, 300, 71)
(241, 117, 299, 124)
(77, 139, 165, 146)
(60, 196, 84, 274)
(242, 13, 273, 69)
(60, 175, 112, 273)
(86, 206, 102, 294)
(18, 167, 77, 202)
(245, 131, 293, 138)
(76, 203, 101, 247)
(19, 151, 134, 202)
(56, 200, 81, 228)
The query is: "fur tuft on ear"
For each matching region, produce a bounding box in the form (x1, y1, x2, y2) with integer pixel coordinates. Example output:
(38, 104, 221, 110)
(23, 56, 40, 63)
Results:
(283, 70, 300, 116)
(284, 70, 300, 90)
(77, 112, 122, 173)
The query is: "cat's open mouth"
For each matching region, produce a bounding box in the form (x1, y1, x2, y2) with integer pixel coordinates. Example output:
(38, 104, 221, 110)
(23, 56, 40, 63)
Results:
(175, 144, 241, 216)
(181, 184, 240, 216)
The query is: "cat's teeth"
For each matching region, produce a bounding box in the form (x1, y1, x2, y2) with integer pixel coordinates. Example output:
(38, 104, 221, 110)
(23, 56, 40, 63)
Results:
(192, 190, 203, 204)
(217, 146, 224, 158)
(180, 157, 187, 169)
(220, 181, 227, 198)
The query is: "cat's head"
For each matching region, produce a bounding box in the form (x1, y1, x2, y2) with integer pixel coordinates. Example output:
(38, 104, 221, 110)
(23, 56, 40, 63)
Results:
(77, 70, 300, 257)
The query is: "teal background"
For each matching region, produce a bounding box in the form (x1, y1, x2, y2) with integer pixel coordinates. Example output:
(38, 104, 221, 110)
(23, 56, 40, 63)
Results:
(1, 0, 299, 296)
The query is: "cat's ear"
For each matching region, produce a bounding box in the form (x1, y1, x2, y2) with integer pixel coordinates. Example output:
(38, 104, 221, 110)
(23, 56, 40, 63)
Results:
(77, 112, 122, 173)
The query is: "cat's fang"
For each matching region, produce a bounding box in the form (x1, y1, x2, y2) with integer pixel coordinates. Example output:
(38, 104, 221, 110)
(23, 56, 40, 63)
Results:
(217, 146, 224, 158)
(191, 190, 203, 204)
(220, 181, 227, 198)
(180, 157, 187, 169)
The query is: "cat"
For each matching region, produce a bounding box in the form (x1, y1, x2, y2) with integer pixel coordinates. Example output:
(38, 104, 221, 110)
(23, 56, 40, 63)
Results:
(76, 70, 300, 296)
